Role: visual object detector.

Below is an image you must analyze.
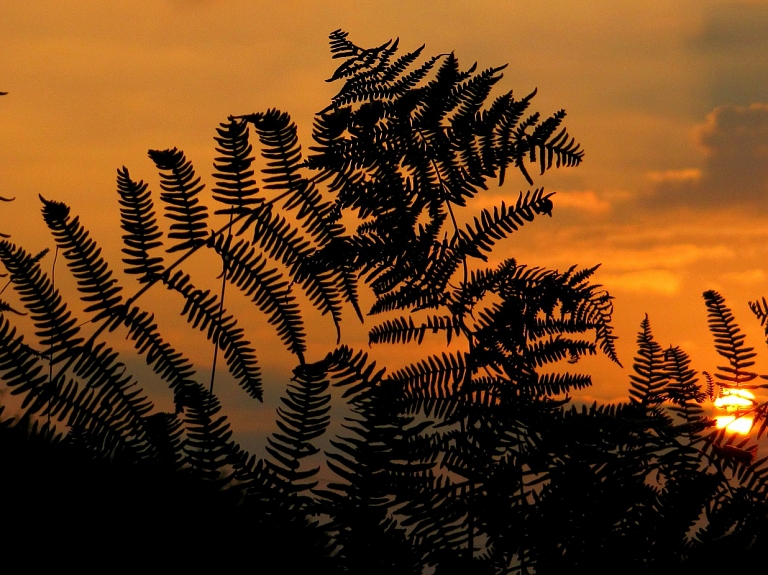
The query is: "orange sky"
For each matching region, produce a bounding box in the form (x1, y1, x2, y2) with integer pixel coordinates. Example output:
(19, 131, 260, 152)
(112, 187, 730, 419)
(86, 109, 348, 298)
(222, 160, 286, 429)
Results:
(3, 1, 768, 450)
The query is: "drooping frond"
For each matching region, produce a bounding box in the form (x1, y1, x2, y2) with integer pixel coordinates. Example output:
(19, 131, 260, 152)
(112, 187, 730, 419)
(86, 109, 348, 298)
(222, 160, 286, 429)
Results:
(528, 109, 583, 176)
(526, 335, 597, 367)
(469, 262, 621, 374)
(40, 197, 123, 323)
(0, 316, 53, 411)
(265, 360, 331, 492)
(0, 240, 83, 359)
(325, 345, 386, 399)
(110, 302, 248, 478)
(67, 341, 157, 459)
(210, 235, 305, 362)
(163, 270, 262, 401)
(116, 167, 165, 283)
(703, 290, 759, 387)
(242, 203, 343, 336)
(0, 303, 158, 462)
(148, 148, 210, 253)
(243, 110, 343, 248)
(748, 295, 768, 348)
(118, 304, 201, 410)
(180, 382, 239, 482)
(212, 118, 262, 214)
(628, 315, 667, 407)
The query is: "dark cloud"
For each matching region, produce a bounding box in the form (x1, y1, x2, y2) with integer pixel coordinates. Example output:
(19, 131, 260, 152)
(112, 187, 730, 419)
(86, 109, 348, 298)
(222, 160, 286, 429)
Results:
(692, 3, 768, 107)
(650, 103, 768, 209)
(694, 3, 768, 53)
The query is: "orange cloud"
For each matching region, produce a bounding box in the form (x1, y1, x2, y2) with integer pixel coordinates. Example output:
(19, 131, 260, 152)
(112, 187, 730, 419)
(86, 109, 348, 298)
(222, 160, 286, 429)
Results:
(718, 268, 767, 286)
(645, 169, 701, 183)
(600, 269, 681, 295)
(552, 190, 611, 213)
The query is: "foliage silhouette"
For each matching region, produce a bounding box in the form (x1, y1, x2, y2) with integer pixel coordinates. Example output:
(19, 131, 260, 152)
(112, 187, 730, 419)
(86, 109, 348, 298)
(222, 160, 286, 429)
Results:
(2, 32, 768, 574)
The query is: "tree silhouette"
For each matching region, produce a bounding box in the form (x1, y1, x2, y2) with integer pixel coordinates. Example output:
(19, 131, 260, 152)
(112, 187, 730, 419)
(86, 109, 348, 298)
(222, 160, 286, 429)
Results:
(1, 32, 768, 574)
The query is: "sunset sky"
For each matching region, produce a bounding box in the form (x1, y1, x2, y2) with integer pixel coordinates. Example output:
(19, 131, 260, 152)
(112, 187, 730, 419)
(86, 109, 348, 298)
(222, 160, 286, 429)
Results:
(3, 1, 768, 449)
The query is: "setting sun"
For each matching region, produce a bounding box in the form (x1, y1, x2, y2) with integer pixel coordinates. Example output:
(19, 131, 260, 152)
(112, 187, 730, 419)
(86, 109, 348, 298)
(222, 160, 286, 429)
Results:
(714, 388, 756, 435)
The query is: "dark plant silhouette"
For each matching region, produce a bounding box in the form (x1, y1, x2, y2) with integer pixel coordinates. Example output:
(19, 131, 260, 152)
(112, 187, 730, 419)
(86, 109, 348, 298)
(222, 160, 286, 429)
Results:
(1, 33, 768, 574)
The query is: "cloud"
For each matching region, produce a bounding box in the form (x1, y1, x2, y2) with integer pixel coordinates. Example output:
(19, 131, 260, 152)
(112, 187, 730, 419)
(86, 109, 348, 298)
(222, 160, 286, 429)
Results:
(600, 269, 681, 296)
(646, 169, 701, 183)
(718, 268, 767, 286)
(650, 103, 768, 210)
(692, 2, 768, 107)
(551, 190, 611, 214)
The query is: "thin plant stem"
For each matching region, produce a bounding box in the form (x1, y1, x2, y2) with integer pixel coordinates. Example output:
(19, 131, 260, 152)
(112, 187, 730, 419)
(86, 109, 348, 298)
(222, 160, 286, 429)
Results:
(47, 246, 58, 427)
(209, 213, 233, 398)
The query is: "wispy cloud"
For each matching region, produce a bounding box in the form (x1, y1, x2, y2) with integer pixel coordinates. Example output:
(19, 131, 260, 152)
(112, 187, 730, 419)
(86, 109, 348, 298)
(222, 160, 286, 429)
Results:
(601, 269, 681, 295)
(552, 190, 611, 213)
(718, 268, 767, 287)
(646, 169, 701, 183)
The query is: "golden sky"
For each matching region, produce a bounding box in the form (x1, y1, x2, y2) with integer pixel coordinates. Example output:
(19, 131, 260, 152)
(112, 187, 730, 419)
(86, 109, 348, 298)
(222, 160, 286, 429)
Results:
(3, 1, 768, 448)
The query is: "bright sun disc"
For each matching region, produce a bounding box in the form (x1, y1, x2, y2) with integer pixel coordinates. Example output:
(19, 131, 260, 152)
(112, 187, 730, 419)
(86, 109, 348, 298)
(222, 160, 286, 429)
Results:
(714, 388, 756, 435)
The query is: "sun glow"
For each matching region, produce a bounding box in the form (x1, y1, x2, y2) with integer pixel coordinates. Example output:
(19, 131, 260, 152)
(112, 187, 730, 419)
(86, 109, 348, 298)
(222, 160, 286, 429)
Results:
(714, 388, 756, 435)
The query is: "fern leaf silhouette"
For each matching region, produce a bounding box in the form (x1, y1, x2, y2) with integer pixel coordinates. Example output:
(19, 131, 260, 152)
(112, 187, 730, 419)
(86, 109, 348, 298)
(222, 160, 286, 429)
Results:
(41, 196, 124, 323)
(704, 290, 759, 388)
(211, 234, 306, 362)
(212, 118, 262, 215)
(629, 315, 667, 407)
(148, 148, 210, 253)
(116, 167, 165, 283)
(265, 360, 331, 492)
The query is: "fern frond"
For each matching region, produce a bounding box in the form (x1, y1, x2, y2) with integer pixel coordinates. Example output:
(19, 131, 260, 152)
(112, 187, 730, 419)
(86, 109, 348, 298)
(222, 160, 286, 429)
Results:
(211, 235, 305, 362)
(242, 203, 343, 336)
(629, 315, 668, 407)
(112, 312, 186, 413)
(534, 372, 592, 396)
(212, 118, 262, 214)
(663, 345, 706, 426)
(703, 371, 718, 402)
(163, 270, 262, 400)
(68, 341, 157, 459)
(369, 315, 462, 346)
(265, 360, 331, 492)
(455, 190, 554, 261)
(148, 148, 210, 253)
(526, 335, 597, 367)
(387, 352, 467, 417)
(40, 197, 124, 323)
(0, 240, 83, 359)
(492, 89, 537, 186)
(0, 313, 159, 462)
(327, 30, 399, 83)
(180, 382, 239, 482)
(703, 290, 759, 387)
(116, 167, 165, 283)
(325, 345, 386, 399)
(528, 109, 584, 175)
(243, 110, 343, 248)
